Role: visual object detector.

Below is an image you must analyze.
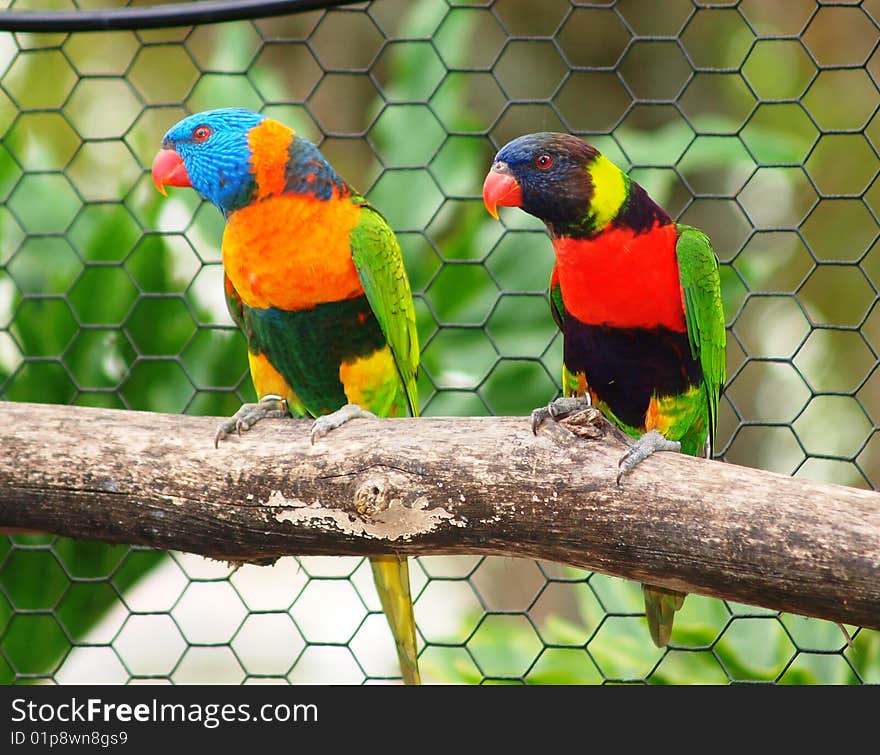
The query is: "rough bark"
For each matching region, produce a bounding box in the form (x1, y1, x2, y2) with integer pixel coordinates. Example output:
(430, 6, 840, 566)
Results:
(1, 400, 879, 630)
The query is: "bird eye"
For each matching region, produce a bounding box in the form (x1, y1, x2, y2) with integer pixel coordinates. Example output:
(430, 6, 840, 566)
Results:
(192, 125, 213, 143)
(535, 153, 553, 170)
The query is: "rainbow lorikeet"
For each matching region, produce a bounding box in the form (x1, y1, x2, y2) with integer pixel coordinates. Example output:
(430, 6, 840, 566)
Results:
(482, 133, 726, 647)
(152, 108, 421, 683)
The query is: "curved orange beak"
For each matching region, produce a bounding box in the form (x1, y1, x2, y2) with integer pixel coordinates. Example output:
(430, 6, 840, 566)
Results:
(151, 149, 191, 196)
(482, 162, 522, 219)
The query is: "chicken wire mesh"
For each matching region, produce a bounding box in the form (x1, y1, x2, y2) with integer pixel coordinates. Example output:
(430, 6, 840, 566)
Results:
(1, 0, 879, 685)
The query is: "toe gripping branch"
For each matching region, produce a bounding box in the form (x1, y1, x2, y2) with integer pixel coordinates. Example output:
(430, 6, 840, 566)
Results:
(616, 430, 681, 486)
(530, 395, 594, 435)
(214, 394, 289, 449)
(309, 403, 377, 445)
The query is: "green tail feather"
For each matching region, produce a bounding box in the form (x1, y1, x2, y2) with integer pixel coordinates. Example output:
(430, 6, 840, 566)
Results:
(370, 555, 420, 685)
(642, 583, 687, 648)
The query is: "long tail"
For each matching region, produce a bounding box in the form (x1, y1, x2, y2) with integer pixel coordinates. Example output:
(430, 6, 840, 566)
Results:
(642, 583, 687, 648)
(370, 555, 420, 685)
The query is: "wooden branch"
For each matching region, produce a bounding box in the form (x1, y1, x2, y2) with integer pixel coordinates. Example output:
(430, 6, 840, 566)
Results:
(2, 400, 879, 630)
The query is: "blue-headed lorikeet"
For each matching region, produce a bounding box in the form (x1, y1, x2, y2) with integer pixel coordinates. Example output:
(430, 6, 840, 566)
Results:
(482, 133, 726, 647)
(152, 108, 421, 683)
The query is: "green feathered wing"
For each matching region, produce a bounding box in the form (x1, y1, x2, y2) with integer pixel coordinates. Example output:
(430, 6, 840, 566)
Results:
(675, 224, 726, 456)
(643, 225, 726, 648)
(349, 199, 420, 418)
(349, 198, 422, 684)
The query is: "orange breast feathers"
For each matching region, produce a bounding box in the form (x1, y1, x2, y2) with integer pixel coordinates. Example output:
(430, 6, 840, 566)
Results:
(553, 223, 686, 332)
(222, 193, 364, 311)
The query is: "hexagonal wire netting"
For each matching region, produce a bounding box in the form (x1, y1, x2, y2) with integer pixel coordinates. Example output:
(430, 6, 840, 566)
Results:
(1, 0, 879, 685)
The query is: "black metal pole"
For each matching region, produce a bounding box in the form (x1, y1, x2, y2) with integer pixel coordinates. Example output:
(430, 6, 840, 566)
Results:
(0, 0, 358, 33)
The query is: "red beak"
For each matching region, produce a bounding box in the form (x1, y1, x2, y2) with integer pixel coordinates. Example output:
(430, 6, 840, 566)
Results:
(482, 164, 522, 220)
(151, 148, 191, 196)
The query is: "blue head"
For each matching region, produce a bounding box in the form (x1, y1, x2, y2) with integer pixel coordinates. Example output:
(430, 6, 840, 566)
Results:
(153, 107, 347, 215)
(152, 108, 267, 214)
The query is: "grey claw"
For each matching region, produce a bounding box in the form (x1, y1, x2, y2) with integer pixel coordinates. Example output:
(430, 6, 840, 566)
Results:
(530, 407, 550, 435)
(530, 396, 592, 434)
(616, 430, 681, 485)
(310, 404, 376, 445)
(214, 395, 289, 449)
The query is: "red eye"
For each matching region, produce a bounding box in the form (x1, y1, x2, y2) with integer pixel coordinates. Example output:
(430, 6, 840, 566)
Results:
(535, 153, 553, 170)
(192, 125, 212, 143)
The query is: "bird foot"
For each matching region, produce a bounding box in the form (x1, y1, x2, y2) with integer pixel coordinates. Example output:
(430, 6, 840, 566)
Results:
(617, 430, 680, 485)
(214, 394, 289, 448)
(530, 395, 593, 434)
(310, 403, 377, 445)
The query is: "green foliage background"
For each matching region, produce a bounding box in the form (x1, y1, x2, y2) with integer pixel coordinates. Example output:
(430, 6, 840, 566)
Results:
(0, 0, 879, 683)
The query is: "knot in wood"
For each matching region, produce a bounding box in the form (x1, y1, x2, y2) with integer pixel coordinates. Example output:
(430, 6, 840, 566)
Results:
(355, 477, 396, 517)
(559, 407, 608, 439)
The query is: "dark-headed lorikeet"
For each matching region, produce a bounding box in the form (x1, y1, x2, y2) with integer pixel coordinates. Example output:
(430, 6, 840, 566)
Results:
(152, 108, 421, 683)
(482, 132, 726, 647)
